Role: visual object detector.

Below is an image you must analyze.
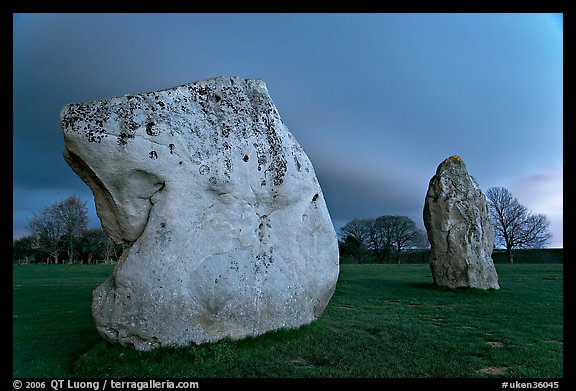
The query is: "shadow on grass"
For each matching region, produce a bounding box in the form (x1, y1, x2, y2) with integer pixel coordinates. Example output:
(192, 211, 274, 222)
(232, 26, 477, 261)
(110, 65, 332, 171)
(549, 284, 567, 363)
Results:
(407, 283, 499, 295)
(407, 282, 440, 291)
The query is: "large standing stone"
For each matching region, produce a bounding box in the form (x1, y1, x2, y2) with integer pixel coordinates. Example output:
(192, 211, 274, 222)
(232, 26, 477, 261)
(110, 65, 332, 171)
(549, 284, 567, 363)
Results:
(60, 76, 340, 350)
(423, 156, 499, 289)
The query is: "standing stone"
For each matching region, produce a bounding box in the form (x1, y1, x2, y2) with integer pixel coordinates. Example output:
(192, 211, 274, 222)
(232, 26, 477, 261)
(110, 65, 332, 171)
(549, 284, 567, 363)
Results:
(60, 76, 340, 350)
(423, 156, 499, 289)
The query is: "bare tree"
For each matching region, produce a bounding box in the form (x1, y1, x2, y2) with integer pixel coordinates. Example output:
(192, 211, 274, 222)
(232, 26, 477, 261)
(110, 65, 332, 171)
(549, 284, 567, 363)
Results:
(388, 216, 421, 264)
(486, 187, 552, 263)
(58, 196, 88, 263)
(366, 217, 393, 263)
(28, 209, 66, 264)
(340, 219, 371, 263)
(340, 216, 425, 264)
(371, 216, 405, 263)
(27, 196, 88, 264)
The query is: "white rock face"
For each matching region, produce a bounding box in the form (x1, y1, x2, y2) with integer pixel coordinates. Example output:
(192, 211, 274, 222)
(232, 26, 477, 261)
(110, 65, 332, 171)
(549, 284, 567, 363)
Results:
(423, 156, 499, 290)
(60, 76, 340, 350)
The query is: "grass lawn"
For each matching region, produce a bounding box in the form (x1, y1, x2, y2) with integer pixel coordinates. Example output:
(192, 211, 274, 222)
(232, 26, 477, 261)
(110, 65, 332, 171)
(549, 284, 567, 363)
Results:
(13, 263, 563, 378)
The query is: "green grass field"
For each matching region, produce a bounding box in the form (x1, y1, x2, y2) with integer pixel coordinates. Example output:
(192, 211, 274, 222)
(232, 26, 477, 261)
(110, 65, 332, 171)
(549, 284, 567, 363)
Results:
(13, 263, 563, 378)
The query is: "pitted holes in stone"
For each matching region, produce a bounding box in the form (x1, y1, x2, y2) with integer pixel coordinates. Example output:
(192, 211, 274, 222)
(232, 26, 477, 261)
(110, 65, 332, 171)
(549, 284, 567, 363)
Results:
(199, 165, 210, 175)
(258, 215, 269, 242)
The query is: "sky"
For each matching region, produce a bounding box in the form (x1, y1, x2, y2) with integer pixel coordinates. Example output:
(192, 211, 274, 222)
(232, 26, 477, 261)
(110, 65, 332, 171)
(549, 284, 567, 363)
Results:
(12, 13, 563, 248)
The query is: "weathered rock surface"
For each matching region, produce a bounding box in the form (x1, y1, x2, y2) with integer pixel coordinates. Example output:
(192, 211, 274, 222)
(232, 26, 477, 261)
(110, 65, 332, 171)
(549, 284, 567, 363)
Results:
(60, 76, 340, 350)
(423, 156, 499, 290)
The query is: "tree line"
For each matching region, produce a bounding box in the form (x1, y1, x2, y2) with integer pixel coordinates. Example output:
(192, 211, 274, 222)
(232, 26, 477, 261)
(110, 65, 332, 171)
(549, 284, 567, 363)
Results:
(13, 186, 552, 264)
(339, 216, 428, 264)
(339, 186, 552, 264)
(12, 196, 123, 264)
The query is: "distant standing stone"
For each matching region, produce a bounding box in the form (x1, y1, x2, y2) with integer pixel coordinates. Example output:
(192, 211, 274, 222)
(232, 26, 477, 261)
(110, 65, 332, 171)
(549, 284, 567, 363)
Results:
(423, 156, 499, 289)
(60, 76, 340, 350)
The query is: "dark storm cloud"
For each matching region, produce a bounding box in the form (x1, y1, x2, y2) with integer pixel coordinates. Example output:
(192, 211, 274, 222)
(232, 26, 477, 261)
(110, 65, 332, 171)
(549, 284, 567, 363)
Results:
(13, 13, 563, 247)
